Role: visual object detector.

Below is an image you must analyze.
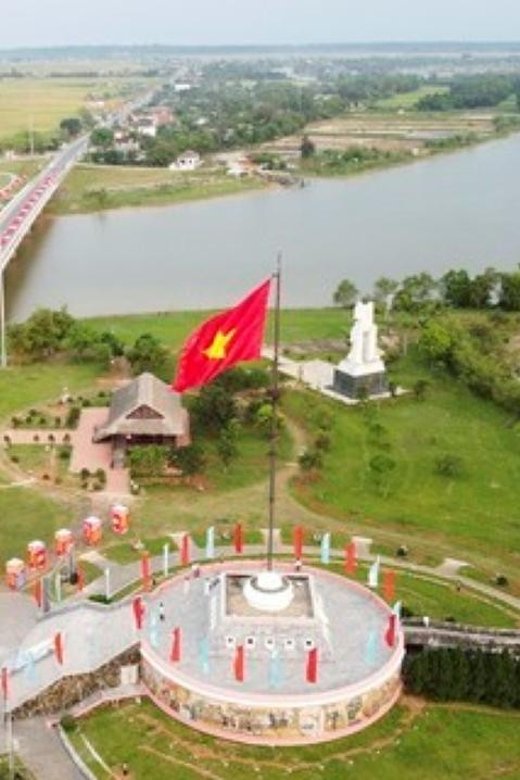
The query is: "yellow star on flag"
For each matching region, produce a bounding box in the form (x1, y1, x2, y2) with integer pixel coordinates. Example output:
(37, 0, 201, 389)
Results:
(203, 328, 236, 360)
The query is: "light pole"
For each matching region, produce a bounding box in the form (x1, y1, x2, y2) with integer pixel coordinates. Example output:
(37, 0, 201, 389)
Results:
(0, 270, 6, 368)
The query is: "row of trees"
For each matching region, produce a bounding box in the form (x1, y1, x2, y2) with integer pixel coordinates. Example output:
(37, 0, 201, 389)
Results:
(7, 307, 170, 378)
(417, 74, 520, 111)
(333, 267, 520, 313)
(403, 647, 520, 709)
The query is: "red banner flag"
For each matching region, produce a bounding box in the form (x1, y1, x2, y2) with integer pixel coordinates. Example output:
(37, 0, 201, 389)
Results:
(54, 632, 64, 665)
(345, 541, 357, 575)
(141, 551, 152, 591)
(293, 526, 304, 560)
(306, 647, 318, 683)
(233, 523, 243, 554)
(385, 613, 397, 648)
(1, 667, 8, 700)
(172, 279, 271, 393)
(383, 569, 396, 602)
(180, 534, 190, 566)
(132, 596, 145, 630)
(33, 578, 42, 608)
(170, 627, 182, 662)
(234, 644, 245, 682)
(76, 565, 85, 593)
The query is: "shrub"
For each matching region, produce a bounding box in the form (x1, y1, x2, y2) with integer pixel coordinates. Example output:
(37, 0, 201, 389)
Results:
(95, 468, 106, 484)
(11, 416, 20, 428)
(66, 406, 80, 427)
(80, 467, 90, 480)
(33, 434, 39, 442)
(435, 453, 464, 478)
(92, 481, 103, 491)
(60, 713, 77, 733)
(396, 544, 409, 558)
(55, 416, 62, 427)
(10, 455, 19, 463)
(495, 573, 509, 587)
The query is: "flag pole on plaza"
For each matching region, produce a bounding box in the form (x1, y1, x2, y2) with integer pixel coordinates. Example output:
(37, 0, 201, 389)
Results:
(266, 253, 281, 572)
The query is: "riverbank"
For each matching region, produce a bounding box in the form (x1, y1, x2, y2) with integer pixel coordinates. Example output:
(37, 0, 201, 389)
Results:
(45, 117, 520, 216)
(46, 164, 269, 215)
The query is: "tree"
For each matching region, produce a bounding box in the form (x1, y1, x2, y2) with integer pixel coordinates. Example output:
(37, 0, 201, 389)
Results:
(373, 276, 399, 317)
(9, 307, 75, 360)
(217, 421, 240, 469)
(169, 442, 206, 475)
(393, 272, 437, 313)
(90, 127, 114, 149)
(499, 271, 520, 311)
(127, 334, 170, 378)
(60, 117, 82, 138)
(333, 278, 358, 308)
(440, 269, 472, 308)
(368, 453, 396, 496)
(300, 135, 316, 159)
(418, 319, 457, 364)
(192, 383, 237, 433)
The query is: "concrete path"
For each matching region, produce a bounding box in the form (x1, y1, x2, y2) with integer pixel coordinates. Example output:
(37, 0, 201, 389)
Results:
(1, 717, 84, 780)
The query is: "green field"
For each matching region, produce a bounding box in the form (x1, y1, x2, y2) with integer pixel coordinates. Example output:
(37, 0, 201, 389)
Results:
(49, 164, 265, 215)
(374, 86, 450, 110)
(284, 348, 520, 582)
(67, 698, 520, 780)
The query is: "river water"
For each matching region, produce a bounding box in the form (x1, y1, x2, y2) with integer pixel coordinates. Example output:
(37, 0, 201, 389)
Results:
(6, 133, 520, 320)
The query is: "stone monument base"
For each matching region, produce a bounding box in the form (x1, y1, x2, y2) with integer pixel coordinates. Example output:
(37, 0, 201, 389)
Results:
(333, 368, 387, 399)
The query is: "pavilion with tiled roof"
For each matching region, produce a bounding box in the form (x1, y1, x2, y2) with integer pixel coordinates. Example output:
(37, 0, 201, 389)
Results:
(93, 372, 190, 453)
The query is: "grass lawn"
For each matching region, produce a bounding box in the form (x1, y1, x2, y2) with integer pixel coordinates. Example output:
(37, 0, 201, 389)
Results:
(85, 308, 348, 354)
(0, 486, 74, 563)
(374, 86, 450, 111)
(68, 698, 520, 779)
(284, 348, 520, 581)
(48, 165, 265, 215)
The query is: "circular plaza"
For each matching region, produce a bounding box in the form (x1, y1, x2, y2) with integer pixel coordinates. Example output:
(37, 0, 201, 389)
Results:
(140, 560, 404, 745)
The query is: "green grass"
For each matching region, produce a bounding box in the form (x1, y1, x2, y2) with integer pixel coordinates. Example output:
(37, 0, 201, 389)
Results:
(49, 165, 265, 215)
(0, 486, 73, 563)
(374, 86, 450, 110)
(85, 308, 348, 353)
(68, 698, 520, 779)
(284, 349, 520, 580)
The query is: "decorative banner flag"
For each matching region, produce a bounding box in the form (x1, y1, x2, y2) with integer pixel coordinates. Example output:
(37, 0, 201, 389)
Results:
(383, 569, 396, 602)
(198, 637, 210, 675)
(141, 551, 152, 591)
(24, 651, 36, 685)
(149, 609, 159, 649)
(293, 526, 304, 561)
(132, 596, 145, 630)
(385, 614, 397, 648)
(365, 629, 377, 666)
(76, 565, 85, 593)
(233, 523, 243, 554)
(181, 534, 190, 566)
(54, 632, 64, 665)
(54, 571, 62, 603)
(320, 532, 331, 565)
(205, 526, 215, 560)
(172, 278, 271, 392)
(306, 647, 318, 683)
(170, 627, 182, 662)
(42, 576, 51, 614)
(163, 543, 170, 578)
(234, 644, 245, 682)
(104, 568, 110, 601)
(1, 667, 8, 700)
(268, 650, 283, 689)
(33, 578, 42, 608)
(392, 601, 402, 619)
(345, 541, 357, 575)
(368, 556, 380, 589)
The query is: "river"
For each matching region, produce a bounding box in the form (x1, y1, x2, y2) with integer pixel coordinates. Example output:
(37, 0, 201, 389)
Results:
(6, 133, 520, 320)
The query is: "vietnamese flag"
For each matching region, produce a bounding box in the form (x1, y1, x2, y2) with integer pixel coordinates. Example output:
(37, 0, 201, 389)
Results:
(306, 647, 318, 683)
(172, 279, 271, 393)
(234, 644, 245, 682)
(1, 667, 8, 700)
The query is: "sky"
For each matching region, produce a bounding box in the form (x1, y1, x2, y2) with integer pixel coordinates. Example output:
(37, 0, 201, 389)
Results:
(0, 0, 518, 49)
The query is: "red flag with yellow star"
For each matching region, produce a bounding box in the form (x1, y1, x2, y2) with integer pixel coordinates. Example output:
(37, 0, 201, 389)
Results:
(172, 279, 271, 392)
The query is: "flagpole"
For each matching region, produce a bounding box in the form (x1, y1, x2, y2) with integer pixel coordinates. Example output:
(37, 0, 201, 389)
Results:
(267, 253, 281, 571)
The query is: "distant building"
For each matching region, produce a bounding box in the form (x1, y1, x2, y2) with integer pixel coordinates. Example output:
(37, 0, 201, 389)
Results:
(93, 373, 190, 459)
(170, 150, 202, 171)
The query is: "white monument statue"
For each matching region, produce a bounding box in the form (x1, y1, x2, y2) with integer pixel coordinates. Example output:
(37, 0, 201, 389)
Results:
(333, 301, 387, 398)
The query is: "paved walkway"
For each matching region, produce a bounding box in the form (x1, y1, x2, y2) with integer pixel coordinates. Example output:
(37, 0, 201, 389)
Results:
(0, 717, 84, 780)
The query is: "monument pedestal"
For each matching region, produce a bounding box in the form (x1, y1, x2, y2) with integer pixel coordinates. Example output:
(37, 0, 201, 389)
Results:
(333, 368, 387, 399)
(333, 300, 387, 400)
